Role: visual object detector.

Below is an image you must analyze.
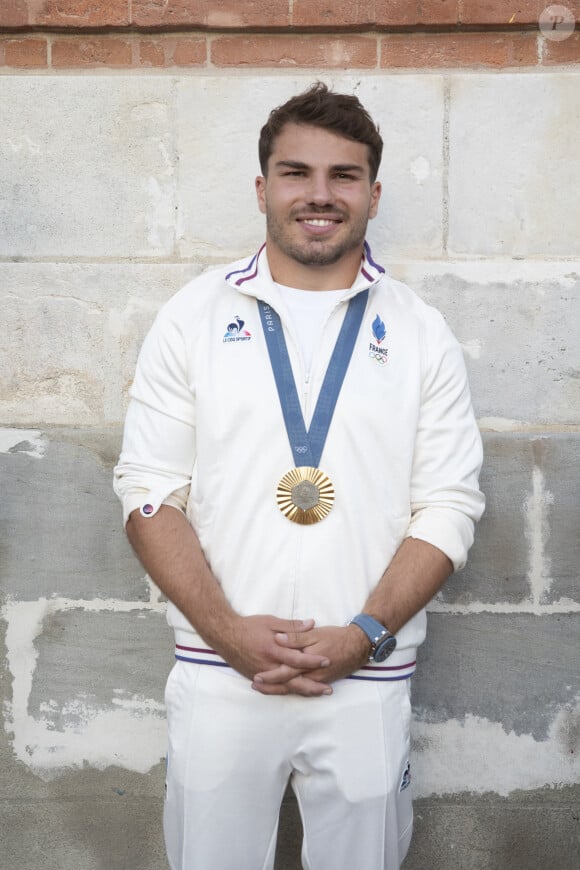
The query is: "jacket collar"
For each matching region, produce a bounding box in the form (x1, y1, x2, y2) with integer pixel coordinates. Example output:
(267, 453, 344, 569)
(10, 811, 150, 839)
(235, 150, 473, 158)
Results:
(225, 241, 385, 304)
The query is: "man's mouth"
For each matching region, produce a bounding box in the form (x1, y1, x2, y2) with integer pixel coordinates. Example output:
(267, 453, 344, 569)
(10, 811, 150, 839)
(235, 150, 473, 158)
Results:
(299, 218, 340, 227)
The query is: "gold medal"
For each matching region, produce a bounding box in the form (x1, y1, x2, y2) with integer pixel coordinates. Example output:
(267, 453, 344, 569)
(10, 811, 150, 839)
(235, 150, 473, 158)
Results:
(277, 466, 334, 525)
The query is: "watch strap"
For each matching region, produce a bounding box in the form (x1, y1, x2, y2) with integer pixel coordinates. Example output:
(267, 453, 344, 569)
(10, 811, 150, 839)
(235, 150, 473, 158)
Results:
(349, 613, 394, 661)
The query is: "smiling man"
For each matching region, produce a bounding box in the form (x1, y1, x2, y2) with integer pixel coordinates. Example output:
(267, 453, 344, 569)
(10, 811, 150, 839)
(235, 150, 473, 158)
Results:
(256, 122, 381, 283)
(114, 83, 484, 870)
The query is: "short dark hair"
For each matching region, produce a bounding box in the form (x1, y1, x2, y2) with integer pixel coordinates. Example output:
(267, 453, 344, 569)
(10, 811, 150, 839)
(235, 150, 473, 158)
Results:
(258, 82, 383, 182)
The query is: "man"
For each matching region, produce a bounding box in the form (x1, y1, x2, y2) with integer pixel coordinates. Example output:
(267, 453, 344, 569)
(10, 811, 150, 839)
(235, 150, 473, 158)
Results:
(114, 83, 484, 870)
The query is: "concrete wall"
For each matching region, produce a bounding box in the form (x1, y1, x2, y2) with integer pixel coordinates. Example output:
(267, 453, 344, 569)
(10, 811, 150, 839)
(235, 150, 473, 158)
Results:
(1, 69, 579, 868)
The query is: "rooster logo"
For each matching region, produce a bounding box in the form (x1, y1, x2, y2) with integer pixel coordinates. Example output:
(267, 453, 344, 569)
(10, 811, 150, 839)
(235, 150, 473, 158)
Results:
(223, 315, 252, 343)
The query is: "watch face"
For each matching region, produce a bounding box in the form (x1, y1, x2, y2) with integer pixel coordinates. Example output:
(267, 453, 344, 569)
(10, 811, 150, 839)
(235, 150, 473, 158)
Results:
(374, 634, 397, 662)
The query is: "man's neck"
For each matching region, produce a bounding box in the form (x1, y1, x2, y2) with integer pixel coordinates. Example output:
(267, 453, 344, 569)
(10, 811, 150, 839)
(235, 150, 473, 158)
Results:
(265, 243, 363, 291)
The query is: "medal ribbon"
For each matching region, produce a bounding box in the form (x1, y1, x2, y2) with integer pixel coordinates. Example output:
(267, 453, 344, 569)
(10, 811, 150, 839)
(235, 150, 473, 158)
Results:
(258, 289, 369, 468)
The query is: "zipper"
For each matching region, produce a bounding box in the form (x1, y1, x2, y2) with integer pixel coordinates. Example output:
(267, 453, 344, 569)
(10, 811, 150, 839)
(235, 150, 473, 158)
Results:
(302, 370, 311, 425)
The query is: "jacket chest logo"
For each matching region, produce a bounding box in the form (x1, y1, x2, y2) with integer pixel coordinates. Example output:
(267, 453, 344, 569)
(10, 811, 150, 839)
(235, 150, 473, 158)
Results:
(368, 314, 389, 365)
(223, 315, 252, 343)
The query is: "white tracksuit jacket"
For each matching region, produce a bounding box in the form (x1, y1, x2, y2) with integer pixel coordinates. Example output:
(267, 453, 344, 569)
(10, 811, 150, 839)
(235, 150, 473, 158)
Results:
(114, 242, 485, 681)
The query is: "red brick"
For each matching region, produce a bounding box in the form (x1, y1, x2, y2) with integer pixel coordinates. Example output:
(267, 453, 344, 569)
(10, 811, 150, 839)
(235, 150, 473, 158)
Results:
(291, 1, 458, 28)
(0, 1, 129, 29)
(292, 0, 376, 28)
(211, 35, 377, 68)
(171, 37, 207, 65)
(132, 0, 290, 29)
(137, 38, 163, 67)
(138, 36, 207, 67)
(374, 1, 422, 26)
(542, 31, 580, 64)
(52, 37, 133, 67)
(420, 0, 459, 25)
(459, 1, 543, 25)
(0, 0, 29, 28)
(3, 37, 48, 67)
(380, 32, 538, 66)
(35, 1, 129, 28)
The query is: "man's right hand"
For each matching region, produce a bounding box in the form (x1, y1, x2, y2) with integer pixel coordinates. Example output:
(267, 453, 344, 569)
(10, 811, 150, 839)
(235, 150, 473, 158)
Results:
(218, 614, 332, 693)
(125, 508, 332, 696)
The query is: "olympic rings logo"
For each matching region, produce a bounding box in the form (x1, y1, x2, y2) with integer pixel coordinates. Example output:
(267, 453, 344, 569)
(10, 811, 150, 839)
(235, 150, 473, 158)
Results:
(369, 350, 389, 365)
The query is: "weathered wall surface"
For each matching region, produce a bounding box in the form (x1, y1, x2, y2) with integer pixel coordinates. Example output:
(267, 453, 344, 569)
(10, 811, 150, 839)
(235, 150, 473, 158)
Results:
(1, 4, 579, 868)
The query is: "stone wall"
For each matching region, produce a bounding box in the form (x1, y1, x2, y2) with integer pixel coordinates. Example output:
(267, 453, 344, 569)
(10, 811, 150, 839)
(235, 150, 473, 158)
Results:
(1, 4, 579, 868)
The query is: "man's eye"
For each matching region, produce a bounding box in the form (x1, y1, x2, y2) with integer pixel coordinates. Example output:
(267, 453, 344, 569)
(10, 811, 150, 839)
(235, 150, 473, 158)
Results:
(335, 173, 355, 180)
(284, 170, 305, 177)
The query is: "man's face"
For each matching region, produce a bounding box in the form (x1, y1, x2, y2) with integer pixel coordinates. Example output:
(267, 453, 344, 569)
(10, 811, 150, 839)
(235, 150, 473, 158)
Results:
(255, 123, 381, 273)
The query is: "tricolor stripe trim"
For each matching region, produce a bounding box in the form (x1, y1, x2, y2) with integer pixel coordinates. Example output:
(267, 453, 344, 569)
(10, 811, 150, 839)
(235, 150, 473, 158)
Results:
(348, 660, 416, 682)
(175, 645, 415, 681)
(175, 644, 230, 667)
(361, 242, 385, 282)
(363, 240, 386, 275)
(226, 241, 384, 290)
(225, 244, 266, 287)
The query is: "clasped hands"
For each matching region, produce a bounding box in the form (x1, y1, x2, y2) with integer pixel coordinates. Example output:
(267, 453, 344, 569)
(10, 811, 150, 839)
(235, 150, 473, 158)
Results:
(224, 614, 370, 697)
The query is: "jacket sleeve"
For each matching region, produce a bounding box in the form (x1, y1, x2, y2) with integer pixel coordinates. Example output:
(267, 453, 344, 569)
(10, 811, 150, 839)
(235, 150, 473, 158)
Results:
(405, 307, 485, 571)
(113, 305, 196, 526)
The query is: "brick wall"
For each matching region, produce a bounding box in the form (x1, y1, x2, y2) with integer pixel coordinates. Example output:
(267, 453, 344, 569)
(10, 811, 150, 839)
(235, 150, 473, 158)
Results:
(1, 3, 579, 870)
(1, 0, 579, 68)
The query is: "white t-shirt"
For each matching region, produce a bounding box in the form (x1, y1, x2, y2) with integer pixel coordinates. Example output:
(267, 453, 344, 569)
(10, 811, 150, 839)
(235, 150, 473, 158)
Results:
(275, 283, 347, 374)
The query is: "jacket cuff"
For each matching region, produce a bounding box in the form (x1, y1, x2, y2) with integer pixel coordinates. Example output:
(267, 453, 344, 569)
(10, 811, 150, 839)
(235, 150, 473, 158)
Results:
(121, 483, 189, 527)
(405, 507, 476, 572)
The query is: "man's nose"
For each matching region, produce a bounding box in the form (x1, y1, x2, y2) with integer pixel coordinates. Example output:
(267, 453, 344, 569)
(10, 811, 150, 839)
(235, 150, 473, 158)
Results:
(306, 173, 333, 205)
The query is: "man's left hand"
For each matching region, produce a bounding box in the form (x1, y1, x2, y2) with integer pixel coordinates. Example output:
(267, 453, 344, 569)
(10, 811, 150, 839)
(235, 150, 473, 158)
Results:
(251, 624, 370, 695)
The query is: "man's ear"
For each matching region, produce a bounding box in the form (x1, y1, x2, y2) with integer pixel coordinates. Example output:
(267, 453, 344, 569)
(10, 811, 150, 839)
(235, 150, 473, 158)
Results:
(255, 176, 267, 215)
(368, 181, 382, 219)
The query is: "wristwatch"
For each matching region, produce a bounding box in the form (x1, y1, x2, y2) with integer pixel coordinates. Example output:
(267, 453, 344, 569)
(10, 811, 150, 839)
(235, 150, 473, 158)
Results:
(349, 613, 397, 663)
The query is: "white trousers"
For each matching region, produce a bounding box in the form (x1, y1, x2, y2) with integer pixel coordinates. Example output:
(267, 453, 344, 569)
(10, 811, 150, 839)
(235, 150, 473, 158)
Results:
(164, 662, 413, 870)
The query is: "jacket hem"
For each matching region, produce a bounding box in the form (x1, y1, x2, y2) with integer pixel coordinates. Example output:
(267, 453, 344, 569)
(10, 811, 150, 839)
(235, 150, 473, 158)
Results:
(173, 630, 417, 681)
